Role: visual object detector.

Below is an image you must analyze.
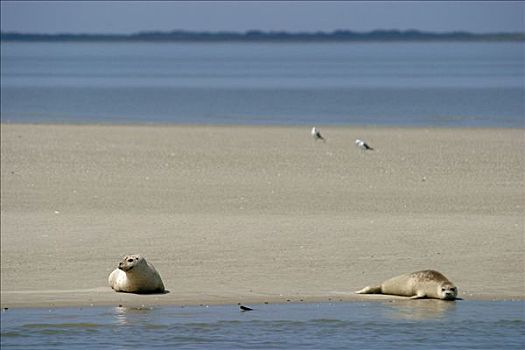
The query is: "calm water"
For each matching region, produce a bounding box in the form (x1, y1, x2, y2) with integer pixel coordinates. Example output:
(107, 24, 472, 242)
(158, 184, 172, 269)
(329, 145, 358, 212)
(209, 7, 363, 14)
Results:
(1, 301, 524, 349)
(1, 42, 524, 127)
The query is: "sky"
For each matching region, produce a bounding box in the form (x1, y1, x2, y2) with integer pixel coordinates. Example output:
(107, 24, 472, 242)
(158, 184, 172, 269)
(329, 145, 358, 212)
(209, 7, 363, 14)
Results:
(1, 1, 524, 34)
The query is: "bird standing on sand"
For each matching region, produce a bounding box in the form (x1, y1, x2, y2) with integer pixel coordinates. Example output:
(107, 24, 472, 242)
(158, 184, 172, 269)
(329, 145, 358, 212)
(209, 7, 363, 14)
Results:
(240, 305, 253, 312)
(311, 127, 326, 142)
(355, 139, 374, 151)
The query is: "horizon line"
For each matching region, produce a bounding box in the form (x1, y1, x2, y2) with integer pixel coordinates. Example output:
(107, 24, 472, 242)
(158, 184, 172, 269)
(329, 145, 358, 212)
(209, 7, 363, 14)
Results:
(3, 28, 525, 35)
(2, 29, 524, 42)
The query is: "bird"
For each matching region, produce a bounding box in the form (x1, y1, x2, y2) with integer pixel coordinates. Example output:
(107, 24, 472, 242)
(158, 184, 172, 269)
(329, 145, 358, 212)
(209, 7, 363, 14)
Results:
(240, 305, 254, 312)
(311, 127, 326, 142)
(355, 139, 374, 151)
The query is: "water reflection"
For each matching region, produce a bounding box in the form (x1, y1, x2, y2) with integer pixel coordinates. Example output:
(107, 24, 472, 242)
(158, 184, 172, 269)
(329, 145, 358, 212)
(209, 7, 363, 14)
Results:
(381, 299, 457, 320)
(113, 305, 154, 326)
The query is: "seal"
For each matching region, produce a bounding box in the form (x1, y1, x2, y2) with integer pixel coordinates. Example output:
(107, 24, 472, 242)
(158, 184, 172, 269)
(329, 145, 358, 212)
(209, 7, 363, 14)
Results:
(355, 270, 458, 300)
(108, 254, 165, 294)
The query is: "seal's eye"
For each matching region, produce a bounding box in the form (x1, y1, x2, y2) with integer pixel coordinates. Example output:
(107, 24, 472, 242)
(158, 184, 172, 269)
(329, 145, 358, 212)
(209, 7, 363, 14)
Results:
(127, 259, 134, 263)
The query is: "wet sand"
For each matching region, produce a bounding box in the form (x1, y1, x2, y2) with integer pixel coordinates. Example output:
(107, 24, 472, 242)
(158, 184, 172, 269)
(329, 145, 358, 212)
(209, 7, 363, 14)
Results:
(1, 124, 523, 308)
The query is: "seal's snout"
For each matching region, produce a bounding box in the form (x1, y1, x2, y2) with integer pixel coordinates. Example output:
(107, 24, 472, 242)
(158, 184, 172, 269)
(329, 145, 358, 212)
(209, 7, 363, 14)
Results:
(118, 262, 133, 272)
(443, 291, 457, 300)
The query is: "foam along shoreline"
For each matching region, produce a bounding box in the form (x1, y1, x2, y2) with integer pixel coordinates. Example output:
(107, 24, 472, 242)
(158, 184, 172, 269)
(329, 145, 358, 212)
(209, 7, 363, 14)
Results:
(1, 124, 523, 308)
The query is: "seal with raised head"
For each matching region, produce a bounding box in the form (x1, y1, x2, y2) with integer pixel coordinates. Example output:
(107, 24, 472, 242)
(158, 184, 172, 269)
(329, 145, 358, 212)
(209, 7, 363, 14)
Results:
(108, 254, 165, 294)
(355, 270, 458, 300)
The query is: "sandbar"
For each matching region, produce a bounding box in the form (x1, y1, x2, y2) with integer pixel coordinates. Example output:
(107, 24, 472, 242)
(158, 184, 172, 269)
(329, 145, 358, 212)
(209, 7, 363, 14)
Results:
(1, 124, 523, 308)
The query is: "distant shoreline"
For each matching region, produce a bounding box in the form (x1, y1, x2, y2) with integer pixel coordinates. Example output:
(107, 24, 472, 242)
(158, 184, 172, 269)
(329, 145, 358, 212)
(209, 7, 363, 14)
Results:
(2, 29, 524, 42)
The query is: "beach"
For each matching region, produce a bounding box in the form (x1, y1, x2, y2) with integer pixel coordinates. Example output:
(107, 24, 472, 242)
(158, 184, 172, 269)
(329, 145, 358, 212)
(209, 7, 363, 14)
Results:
(1, 123, 523, 308)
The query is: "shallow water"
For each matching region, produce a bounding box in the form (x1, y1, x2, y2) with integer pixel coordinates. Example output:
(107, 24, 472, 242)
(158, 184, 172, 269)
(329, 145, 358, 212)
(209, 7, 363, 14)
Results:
(1, 41, 524, 127)
(2, 301, 524, 349)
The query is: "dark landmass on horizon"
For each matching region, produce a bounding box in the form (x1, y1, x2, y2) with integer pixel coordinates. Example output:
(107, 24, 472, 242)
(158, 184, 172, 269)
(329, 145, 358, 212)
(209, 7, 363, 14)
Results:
(1, 29, 524, 42)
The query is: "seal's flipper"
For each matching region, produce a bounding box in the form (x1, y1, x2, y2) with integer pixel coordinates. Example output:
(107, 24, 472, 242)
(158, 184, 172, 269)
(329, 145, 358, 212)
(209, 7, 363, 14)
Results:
(409, 291, 427, 299)
(355, 285, 382, 294)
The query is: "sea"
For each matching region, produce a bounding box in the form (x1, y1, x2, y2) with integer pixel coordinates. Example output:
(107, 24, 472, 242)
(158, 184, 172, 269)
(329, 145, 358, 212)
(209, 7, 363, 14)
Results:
(1, 41, 524, 127)
(1, 301, 524, 349)
(1, 41, 525, 348)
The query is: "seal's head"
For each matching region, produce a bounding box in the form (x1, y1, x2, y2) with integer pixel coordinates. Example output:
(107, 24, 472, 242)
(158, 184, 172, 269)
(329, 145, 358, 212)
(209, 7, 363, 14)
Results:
(118, 254, 144, 272)
(438, 282, 458, 300)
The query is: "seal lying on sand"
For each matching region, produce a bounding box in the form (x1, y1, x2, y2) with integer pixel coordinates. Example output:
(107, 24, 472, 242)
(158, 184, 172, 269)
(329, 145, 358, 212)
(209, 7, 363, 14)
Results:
(108, 255, 165, 294)
(355, 270, 458, 300)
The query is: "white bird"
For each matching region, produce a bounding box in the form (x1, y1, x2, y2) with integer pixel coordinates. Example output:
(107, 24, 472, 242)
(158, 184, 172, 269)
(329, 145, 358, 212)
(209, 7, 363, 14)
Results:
(311, 127, 325, 142)
(355, 139, 374, 151)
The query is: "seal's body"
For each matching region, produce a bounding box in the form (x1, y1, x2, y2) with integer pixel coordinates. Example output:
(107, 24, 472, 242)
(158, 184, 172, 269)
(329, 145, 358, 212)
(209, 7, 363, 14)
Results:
(108, 255, 165, 294)
(356, 270, 457, 300)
